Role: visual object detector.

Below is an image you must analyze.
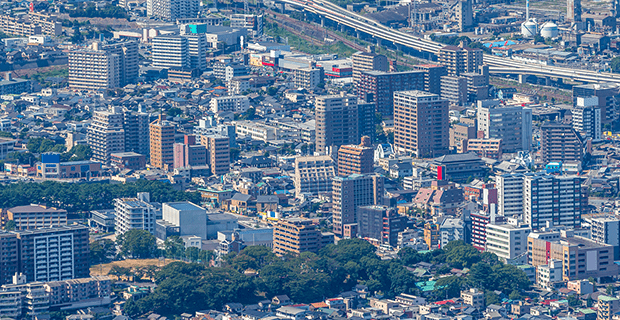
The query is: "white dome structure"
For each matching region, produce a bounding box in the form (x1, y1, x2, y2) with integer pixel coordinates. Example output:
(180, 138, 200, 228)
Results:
(521, 19, 537, 37)
(540, 21, 559, 38)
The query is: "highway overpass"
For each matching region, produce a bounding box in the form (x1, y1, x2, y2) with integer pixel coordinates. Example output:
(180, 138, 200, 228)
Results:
(273, 0, 620, 85)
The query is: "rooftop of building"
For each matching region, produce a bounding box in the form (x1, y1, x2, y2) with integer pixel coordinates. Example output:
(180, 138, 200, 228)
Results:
(111, 152, 144, 157)
(165, 202, 204, 211)
(395, 90, 438, 98)
(432, 153, 482, 164)
(8, 204, 66, 213)
(362, 70, 424, 76)
(13, 224, 87, 235)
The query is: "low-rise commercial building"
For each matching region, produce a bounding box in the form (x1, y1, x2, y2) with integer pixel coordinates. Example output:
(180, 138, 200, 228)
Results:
(7, 205, 67, 230)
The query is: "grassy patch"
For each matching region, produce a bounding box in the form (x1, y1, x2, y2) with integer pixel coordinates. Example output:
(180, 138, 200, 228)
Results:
(266, 24, 356, 56)
(29, 68, 68, 83)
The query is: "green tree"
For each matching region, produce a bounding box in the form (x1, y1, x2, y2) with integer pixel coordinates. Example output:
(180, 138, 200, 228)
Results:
(607, 285, 616, 295)
(0, 131, 14, 138)
(90, 239, 116, 265)
(117, 229, 157, 259)
(164, 236, 186, 259)
(509, 290, 522, 300)
(486, 291, 501, 306)
(166, 107, 183, 118)
(4, 220, 15, 231)
(612, 56, 620, 73)
(567, 294, 581, 307)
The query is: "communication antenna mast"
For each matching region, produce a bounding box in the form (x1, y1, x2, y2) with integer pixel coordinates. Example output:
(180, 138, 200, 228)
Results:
(244, 0, 249, 13)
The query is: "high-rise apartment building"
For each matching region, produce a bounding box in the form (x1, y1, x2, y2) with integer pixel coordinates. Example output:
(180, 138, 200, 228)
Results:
(477, 99, 532, 153)
(149, 115, 175, 170)
(438, 45, 483, 76)
(572, 96, 602, 140)
(69, 41, 139, 90)
(540, 122, 583, 163)
(123, 111, 150, 156)
(114, 193, 157, 236)
(294, 67, 323, 90)
(352, 46, 389, 87)
(332, 174, 384, 238)
(15, 225, 90, 283)
(294, 155, 335, 198)
(587, 215, 620, 260)
(87, 108, 125, 163)
(173, 135, 207, 169)
(357, 100, 375, 141)
(440, 75, 468, 105)
(573, 83, 617, 123)
(524, 174, 586, 230)
(273, 218, 333, 256)
(100, 40, 139, 87)
(337, 136, 374, 176)
(315, 93, 359, 155)
(357, 205, 407, 246)
(185, 33, 207, 71)
(68, 46, 120, 90)
(202, 135, 230, 176)
(6, 205, 67, 230)
(357, 70, 425, 115)
(0, 231, 18, 286)
(147, 0, 199, 21)
(152, 35, 190, 70)
(393, 90, 449, 158)
(413, 64, 447, 94)
(496, 173, 526, 217)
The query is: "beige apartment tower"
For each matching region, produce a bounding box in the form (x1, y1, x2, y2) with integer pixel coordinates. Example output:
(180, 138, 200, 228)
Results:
(68, 48, 120, 90)
(294, 155, 335, 198)
(87, 107, 125, 163)
(201, 135, 230, 176)
(394, 90, 449, 158)
(149, 115, 175, 170)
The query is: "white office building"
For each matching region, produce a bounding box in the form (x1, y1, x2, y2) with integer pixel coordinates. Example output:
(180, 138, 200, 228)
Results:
(210, 95, 250, 113)
(496, 173, 525, 217)
(161, 202, 207, 240)
(485, 222, 531, 263)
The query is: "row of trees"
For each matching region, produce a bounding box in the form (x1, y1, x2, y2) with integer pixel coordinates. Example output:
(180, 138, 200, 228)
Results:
(0, 180, 201, 213)
(124, 240, 530, 317)
(95, 230, 215, 264)
(68, 4, 128, 19)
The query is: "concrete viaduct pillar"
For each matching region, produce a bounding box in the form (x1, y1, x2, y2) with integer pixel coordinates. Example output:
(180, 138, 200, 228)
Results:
(518, 74, 527, 84)
(321, 17, 325, 27)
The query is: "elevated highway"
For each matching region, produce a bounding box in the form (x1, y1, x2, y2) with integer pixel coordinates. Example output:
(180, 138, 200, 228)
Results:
(275, 0, 620, 85)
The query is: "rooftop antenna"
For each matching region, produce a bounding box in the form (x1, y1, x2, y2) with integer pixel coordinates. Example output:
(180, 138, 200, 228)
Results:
(244, 0, 249, 14)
